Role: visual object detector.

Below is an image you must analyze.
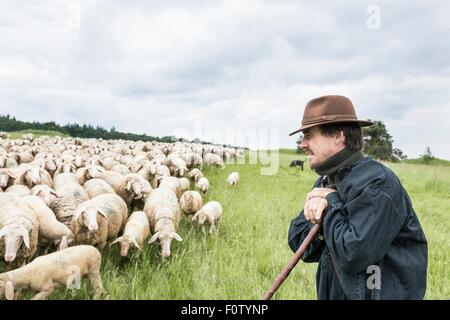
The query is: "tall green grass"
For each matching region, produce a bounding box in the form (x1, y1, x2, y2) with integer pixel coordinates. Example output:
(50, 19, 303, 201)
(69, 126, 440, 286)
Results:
(1, 149, 448, 299)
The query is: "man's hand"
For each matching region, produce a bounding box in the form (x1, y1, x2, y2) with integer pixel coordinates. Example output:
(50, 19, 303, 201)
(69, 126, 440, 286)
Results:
(303, 197, 328, 224)
(306, 187, 336, 201)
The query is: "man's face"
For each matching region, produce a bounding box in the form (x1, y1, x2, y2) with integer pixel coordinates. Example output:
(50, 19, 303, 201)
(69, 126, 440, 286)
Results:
(299, 126, 344, 168)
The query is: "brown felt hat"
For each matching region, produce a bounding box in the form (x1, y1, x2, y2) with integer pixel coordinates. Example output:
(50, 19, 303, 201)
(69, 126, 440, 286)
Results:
(289, 95, 373, 136)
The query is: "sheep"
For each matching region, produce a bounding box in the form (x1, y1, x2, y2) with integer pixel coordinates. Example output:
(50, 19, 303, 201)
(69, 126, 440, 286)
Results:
(144, 188, 182, 258)
(178, 177, 190, 194)
(111, 164, 131, 175)
(168, 157, 188, 177)
(226, 172, 240, 187)
(196, 177, 209, 195)
(179, 191, 203, 216)
(192, 201, 223, 235)
(17, 152, 34, 164)
(50, 175, 90, 227)
(84, 179, 115, 199)
(0, 193, 39, 265)
(0, 168, 15, 189)
(188, 168, 203, 183)
(30, 185, 59, 207)
(71, 193, 128, 249)
(159, 176, 182, 200)
(153, 164, 171, 188)
(111, 211, 150, 258)
(12, 164, 53, 188)
(0, 245, 103, 300)
(5, 185, 31, 196)
(53, 161, 77, 176)
(204, 153, 225, 169)
(97, 171, 153, 207)
(53, 172, 79, 188)
(74, 165, 106, 185)
(22, 195, 74, 250)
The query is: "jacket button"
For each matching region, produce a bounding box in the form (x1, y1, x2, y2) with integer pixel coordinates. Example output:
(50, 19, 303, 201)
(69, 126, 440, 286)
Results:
(319, 235, 324, 241)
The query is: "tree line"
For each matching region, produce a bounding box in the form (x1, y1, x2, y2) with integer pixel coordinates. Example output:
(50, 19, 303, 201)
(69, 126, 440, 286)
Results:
(0, 114, 219, 146)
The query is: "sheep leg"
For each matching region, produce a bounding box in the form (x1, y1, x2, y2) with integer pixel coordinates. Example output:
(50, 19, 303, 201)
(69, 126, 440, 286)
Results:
(215, 219, 221, 235)
(201, 225, 206, 235)
(31, 284, 54, 300)
(209, 217, 215, 235)
(89, 272, 104, 300)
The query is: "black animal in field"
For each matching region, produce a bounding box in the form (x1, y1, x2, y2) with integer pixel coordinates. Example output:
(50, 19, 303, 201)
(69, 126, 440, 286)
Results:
(290, 160, 305, 171)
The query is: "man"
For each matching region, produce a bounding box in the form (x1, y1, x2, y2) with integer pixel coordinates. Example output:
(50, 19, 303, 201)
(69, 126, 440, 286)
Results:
(288, 95, 428, 300)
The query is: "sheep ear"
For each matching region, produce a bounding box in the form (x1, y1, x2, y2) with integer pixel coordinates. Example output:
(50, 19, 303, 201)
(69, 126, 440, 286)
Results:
(132, 239, 142, 251)
(199, 215, 207, 225)
(111, 236, 123, 245)
(21, 228, 30, 249)
(35, 190, 45, 198)
(98, 209, 108, 220)
(172, 232, 183, 242)
(73, 208, 85, 221)
(148, 232, 160, 244)
(5, 280, 14, 300)
(7, 170, 17, 179)
(59, 235, 68, 251)
(191, 213, 198, 222)
(50, 189, 60, 197)
(0, 227, 6, 240)
(126, 179, 133, 191)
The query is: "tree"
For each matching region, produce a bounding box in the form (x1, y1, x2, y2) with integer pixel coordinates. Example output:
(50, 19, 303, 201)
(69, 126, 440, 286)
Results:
(420, 146, 434, 164)
(392, 148, 407, 162)
(363, 120, 394, 161)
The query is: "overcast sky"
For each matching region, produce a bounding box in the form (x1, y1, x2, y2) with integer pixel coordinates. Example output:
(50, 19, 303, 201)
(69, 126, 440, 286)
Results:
(0, 0, 449, 158)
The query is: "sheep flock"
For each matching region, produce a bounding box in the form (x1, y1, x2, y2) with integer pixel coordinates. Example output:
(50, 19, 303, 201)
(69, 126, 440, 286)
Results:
(0, 133, 243, 300)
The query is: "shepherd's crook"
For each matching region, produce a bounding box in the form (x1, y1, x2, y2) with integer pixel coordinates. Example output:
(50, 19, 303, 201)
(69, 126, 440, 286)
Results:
(262, 223, 322, 300)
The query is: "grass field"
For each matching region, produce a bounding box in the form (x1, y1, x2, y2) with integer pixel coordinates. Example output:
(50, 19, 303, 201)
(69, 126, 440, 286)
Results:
(5, 129, 69, 139)
(2, 149, 449, 300)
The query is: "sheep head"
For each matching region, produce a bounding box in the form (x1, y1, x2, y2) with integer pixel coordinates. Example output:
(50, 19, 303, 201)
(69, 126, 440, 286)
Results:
(112, 235, 141, 257)
(0, 224, 30, 263)
(148, 231, 182, 258)
(74, 207, 108, 233)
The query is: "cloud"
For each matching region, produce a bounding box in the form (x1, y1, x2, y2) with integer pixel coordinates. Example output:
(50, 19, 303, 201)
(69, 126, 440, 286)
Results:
(0, 0, 449, 159)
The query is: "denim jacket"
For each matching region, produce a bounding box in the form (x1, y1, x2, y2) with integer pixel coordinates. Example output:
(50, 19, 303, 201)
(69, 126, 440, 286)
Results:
(288, 157, 428, 299)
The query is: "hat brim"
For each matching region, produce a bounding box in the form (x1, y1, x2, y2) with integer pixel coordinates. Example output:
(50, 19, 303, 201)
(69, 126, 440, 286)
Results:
(289, 119, 373, 136)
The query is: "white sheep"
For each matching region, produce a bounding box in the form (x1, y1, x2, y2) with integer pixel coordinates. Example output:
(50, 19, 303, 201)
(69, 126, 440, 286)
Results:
(204, 153, 225, 169)
(196, 177, 209, 195)
(111, 211, 150, 257)
(12, 164, 53, 188)
(5, 185, 31, 196)
(84, 179, 116, 199)
(159, 176, 182, 200)
(50, 178, 90, 227)
(179, 191, 203, 216)
(22, 195, 74, 251)
(144, 188, 182, 258)
(0, 245, 103, 300)
(71, 193, 128, 249)
(97, 171, 153, 207)
(30, 185, 59, 207)
(178, 177, 190, 194)
(226, 172, 240, 187)
(0, 193, 39, 264)
(192, 201, 223, 235)
(188, 168, 204, 183)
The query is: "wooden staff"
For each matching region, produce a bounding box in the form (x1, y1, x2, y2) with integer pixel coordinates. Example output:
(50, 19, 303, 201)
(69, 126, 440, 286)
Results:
(262, 223, 322, 300)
